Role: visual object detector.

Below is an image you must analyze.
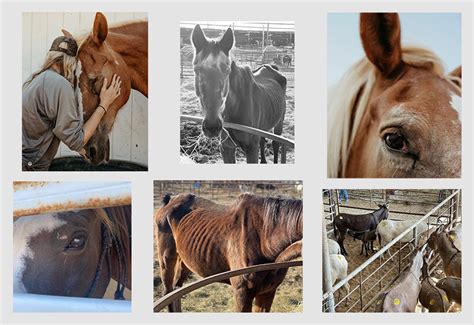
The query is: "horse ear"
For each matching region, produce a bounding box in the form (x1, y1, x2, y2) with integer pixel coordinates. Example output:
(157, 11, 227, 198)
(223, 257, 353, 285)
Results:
(162, 194, 171, 206)
(62, 29, 73, 37)
(191, 24, 207, 53)
(360, 13, 403, 77)
(449, 66, 462, 88)
(219, 28, 234, 55)
(92, 12, 108, 45)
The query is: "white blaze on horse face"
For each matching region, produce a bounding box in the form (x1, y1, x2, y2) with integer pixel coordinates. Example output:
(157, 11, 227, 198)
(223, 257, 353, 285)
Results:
(450, 92, 461, 120)
(13, 214, 66, 293)
(75, 61, 84, 118)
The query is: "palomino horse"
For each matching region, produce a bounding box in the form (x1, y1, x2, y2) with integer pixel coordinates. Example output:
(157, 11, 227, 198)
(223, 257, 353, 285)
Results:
(427, 226, 461, 277)
(65, 12, 148, 165)
(191, 24, 287, 164)
(328, 13, 461, 178)
(155, 193, 302, 312)
(333, 204, 389, 255)
(374, 245, 426, 312)
(13, 206, 131, 299)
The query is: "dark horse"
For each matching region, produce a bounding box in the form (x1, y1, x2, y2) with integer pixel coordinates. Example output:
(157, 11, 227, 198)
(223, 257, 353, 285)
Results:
(333, 204, 389, 255)
(191, 24, 287, 164)
(13, 206, 131, 299)
(155, 193, 302, 312)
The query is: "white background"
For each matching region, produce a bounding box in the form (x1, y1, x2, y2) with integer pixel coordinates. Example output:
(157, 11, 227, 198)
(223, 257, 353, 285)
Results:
(1, 1, 473, 325)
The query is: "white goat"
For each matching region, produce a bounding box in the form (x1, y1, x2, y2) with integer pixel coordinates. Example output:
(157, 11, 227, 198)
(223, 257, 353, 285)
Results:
(377, 219, 429, 258)
(327, 238, 341, 255)
(329, 254, 350, 306)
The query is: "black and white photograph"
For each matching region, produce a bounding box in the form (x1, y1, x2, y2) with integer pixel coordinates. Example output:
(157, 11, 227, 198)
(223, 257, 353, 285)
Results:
(180, 21, 295, 164)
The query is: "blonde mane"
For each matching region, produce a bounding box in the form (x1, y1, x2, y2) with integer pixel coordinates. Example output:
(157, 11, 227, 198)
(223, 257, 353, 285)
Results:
(327, 46, 461, 178)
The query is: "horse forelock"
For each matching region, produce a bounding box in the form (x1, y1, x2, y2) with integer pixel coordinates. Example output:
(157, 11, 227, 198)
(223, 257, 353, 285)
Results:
(13, 214, 67, 293)
(328, 46, 457, 177)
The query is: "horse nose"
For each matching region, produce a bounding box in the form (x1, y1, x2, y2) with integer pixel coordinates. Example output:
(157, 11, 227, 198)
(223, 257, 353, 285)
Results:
(202, 118, 223, 138)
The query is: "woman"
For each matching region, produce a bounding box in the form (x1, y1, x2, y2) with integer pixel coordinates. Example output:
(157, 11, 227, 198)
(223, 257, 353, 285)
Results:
(22, 35, 121, 171)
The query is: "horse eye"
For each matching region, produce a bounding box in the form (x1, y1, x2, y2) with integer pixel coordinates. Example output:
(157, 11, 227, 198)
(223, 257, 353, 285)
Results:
(66, 235, 86, 250)
(384, 132, 407, 152)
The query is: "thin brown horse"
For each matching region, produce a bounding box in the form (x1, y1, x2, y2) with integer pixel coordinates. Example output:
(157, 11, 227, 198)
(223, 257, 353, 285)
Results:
(155, 193, 302, 312)
(13, 206, 131, 299)
(191, 25, 287, 164)
(65, 12, 148, 165)
(427, 226, 461, 277)
(328, 13, 461, 178)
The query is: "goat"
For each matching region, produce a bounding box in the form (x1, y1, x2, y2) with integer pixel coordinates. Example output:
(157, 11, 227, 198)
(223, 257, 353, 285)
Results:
(436, 277, 461, 306)
(327, 238, 341, 255)
(427, 227, 461, 277)
(418, 258, 450, 312)
(329, 254, 350, 306)
(376, 219, 429, 259)
(448, 223, 461, 251)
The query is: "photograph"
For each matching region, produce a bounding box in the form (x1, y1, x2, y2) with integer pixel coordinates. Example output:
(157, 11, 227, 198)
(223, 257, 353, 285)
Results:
(180, 21, 295, 164)
(13, 181, 132, 312)
(327, 13, 461, 178)
(322, 189, 461, 313)
(153, 180, 302, 312)
(22, 12, 148, 171)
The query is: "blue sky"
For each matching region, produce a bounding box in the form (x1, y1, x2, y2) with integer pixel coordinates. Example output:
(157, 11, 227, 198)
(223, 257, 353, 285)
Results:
(328, 13, 461, 86)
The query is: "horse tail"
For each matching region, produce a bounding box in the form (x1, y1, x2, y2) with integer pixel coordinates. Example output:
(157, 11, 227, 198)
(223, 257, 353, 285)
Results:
(162, 193, 172, 205)
(165, 193, 196, 228)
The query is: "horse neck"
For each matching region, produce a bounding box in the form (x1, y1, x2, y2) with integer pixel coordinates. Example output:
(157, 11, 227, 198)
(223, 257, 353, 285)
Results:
(107, 22, 148, 96)
(225, 63, 255, 118)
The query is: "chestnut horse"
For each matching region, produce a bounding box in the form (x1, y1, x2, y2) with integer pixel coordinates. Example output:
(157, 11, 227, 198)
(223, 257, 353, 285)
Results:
(155, 193, 302, 312)
(13, 206, 131, 299)
(191, 24, 287, 164)
(328, 13, 461, 178)
(65, 12, 148, 165)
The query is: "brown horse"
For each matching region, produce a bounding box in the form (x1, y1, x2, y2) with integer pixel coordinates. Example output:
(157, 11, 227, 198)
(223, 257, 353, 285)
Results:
(13, 206, 131, 299)
(66, 12, 148, 165)
(333, 204, 389, 255)
(155, 193, 302, 312)
(427, 226, 461, 277)
(191, 24, 287, 164)
(328, 13, 461, 178)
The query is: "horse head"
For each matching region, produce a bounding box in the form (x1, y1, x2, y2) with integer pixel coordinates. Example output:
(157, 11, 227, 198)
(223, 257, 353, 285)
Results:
(342, 13, 461, 177)
(14, 210, 111, 297)
(72, 12, 132, 165)
(191, 24, 234, 138)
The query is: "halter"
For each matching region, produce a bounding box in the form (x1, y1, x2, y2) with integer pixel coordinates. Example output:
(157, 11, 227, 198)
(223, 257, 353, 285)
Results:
(85, 222, 128, 299)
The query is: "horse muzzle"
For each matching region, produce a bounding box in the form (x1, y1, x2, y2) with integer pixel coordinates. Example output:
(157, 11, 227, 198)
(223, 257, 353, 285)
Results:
(202, 117, 223, 138)
(84, 138, 110, 165)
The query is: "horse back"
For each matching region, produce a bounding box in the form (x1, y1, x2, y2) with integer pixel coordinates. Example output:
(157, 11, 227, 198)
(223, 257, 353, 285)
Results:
(254, 64, 287, 90)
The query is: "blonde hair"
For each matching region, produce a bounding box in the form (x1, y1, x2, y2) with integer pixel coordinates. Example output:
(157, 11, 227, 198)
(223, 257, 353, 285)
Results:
(327, 46, 461, 178)
(23, 47, 77, 88)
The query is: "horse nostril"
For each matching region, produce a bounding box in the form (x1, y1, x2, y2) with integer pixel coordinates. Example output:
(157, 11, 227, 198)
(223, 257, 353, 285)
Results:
(89, 146, 97, 159)
(202, 119, 223, 137)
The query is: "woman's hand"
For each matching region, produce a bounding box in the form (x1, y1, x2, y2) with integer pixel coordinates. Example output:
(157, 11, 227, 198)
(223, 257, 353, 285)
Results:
(99, 74, 122, 109)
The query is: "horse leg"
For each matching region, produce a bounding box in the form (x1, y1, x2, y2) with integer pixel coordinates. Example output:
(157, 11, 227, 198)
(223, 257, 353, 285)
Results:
(259, 137, 267, 164)
(170, 259, 191, 312)
(244, 143, 259, 164)
(233, 288, 254, 312)
(158, 251, 178, 312)
(272, 120, 284, 164)
(221, 140, 236, 164)
(253, 289, 277, 312)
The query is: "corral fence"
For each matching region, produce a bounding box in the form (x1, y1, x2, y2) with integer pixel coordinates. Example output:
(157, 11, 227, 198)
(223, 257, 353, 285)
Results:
(322, 189, 461, 312)
(13, 181, 132, 312)
(154, 260, 302, 312)
(180, 21, 295, 78)
(180, 115, 295, 163)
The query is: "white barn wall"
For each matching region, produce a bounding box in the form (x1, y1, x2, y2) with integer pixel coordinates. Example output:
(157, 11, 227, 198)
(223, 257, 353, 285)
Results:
(22, 12, 148, 166)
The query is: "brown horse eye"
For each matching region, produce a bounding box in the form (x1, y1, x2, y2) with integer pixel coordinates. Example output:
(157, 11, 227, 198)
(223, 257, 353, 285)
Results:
(384, 133, 407, 151)
(66, 235, 86, 250)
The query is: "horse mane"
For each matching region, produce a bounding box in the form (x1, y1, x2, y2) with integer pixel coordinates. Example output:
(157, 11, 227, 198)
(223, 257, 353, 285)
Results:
(327, 46, 462, 177)
(94, 205, 131, 242)
(262, 196, 303, 242)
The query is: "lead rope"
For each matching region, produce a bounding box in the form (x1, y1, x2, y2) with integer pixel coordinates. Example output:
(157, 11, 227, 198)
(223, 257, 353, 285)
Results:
(86, 223, 110, 297)
(112, 229, 128, 300)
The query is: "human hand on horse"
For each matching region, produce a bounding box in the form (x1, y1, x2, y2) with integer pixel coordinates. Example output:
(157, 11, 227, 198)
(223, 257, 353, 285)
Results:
(99, 74, 122, 111)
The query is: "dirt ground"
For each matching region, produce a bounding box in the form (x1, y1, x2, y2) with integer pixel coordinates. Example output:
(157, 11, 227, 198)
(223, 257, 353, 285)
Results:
(153, 181, 303, 312)
(180, 72, 295, 164)
(322, 190, 462, 313)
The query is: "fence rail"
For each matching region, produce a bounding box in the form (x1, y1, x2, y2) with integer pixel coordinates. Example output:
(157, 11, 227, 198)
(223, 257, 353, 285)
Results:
(154, 260, 302, 312)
